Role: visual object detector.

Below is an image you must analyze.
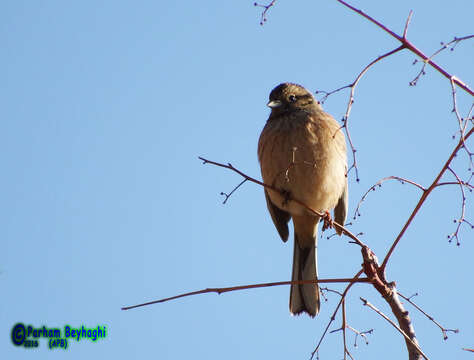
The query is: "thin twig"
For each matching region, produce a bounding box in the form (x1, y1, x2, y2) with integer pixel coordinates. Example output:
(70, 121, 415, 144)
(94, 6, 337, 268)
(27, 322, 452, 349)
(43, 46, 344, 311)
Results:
(397, 292, 459, 340)
(347, 326, 373, 347)
(342, 300, 353, 360)
(411, 35, 474, 87)
(254, 0, 277, 25)
(381, 127, 474, 271)
(198, 157, 366, 247)
(450, 79, 474, 169)
(342, 45, 406, 182)
(310, 270, 364, 360)
(220, 179, 247, 204)
(403, 10, 413, 38)
(122, 277, 370, 310)
(445, 166, 469, 245)
(335, 0, 473, 96)
(360, 298, 429, 360)
(316, 46, 405, 182)
(353, 176, 426, 219)
(436, 181, 474, 190)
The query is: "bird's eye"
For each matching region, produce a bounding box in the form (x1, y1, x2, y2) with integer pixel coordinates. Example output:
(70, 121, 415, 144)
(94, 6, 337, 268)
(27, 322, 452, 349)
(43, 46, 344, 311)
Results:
(288, 94, 297, 102)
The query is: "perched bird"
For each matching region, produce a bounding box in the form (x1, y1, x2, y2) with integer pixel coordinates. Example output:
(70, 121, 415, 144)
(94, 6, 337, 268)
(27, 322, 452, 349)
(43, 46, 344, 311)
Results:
(258, 83, 348, 317)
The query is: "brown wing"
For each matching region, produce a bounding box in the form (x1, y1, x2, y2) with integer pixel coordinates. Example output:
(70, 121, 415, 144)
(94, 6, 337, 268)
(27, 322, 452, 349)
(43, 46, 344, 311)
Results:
(322, 111, 348, 236)
(264, 189, 291, 242)
(334, 172, 348, 235)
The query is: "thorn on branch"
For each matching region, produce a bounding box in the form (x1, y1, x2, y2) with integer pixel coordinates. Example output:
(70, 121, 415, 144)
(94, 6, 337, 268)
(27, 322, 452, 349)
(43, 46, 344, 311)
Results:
(403, 10, 413, 39)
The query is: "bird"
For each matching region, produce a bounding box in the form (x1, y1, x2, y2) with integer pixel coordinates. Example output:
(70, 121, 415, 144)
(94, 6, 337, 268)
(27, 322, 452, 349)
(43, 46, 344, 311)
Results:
(258, 83, 348, 317)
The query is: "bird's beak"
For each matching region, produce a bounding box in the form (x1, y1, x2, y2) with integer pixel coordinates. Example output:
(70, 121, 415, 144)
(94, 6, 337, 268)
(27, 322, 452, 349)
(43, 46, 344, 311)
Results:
(267, 100, 283, 108)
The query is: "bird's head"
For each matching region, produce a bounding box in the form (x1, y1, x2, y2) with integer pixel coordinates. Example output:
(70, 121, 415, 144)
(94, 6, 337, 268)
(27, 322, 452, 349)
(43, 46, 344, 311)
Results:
(267, 83, 321, 116)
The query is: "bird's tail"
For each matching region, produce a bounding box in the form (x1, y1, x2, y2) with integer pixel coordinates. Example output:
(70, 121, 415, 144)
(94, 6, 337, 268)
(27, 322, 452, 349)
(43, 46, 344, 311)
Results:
(289, 233, 319, 317)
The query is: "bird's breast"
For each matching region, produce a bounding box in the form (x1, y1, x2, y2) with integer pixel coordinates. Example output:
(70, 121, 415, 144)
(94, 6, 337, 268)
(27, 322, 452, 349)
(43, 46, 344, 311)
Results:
(258, 113, 346, 216)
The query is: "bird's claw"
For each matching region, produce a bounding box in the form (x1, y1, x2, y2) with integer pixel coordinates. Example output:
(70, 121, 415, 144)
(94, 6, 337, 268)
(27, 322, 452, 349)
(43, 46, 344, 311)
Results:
(321, 211, 333, 231)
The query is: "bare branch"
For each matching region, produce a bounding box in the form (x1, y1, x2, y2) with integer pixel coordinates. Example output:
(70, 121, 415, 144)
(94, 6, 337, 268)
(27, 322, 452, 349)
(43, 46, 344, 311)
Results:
(220, 179, 247, 204)
(381, 127, 474, 271)
(198, 156, 366, 247)
(354, 176, 426, 219)
(403, 10, 413, 39)
(347, 326, 373, 347)
(311, 270, 365, 360)
(330, 300, 372, 359)
(122, 277, 370, 311)
(342, 46, 405, 182)
(397, 292, 459, 340)
(315, 46, 405, 182)
(450, 79, 474, 169)
(335, 0, 474, 96)
(445, 166, 470, 245)
(360, 246, 427, 360)
(411, 35, 474, 87)
(360, 298, 429, 360)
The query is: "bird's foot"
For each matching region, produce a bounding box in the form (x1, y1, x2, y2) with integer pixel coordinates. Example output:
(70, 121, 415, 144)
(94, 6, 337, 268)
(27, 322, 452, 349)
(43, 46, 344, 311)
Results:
(321, 211, 334, 232)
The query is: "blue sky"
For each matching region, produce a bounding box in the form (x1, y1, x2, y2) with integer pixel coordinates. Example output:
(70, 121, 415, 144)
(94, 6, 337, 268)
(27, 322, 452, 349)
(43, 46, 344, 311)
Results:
(2, 1, 473, 359)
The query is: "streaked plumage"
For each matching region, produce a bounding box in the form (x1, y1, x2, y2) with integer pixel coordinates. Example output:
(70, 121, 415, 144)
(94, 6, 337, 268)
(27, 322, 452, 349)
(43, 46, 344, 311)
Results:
(258, 83, 348, 317)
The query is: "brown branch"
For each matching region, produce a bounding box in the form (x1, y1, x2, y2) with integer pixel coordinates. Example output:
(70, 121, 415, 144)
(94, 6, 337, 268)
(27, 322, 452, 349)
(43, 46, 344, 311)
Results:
(360, 298, 429, 360)
(198, 156, 366, 247)
(329, 299, 372, 359)
(411, 35, 474, 87)
(121, 277, 370, 311)
(381, 127, 474, 271)
(436, 181, 474, 190)
(344, 45, 406, 182)
(397, 292, 459, 340)
(335, 0, 474, 96)
(360, 246, 427, 360)
(354, 176, 426, 219)
(311, 270, 365, 360)
(403, 10, 413, 38)
(329, 300, 354, 360)
(318, 46, 406, 182)
(196, 155, 462, 360)
(341, 300, 353, 360)
(341, 46, 405, 124)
